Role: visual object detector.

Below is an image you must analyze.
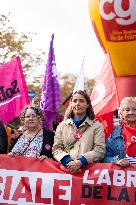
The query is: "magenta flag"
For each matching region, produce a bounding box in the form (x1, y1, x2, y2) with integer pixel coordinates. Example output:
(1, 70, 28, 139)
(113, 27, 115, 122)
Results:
(0, 56, 30, 124)
(40, 34, 61, 129)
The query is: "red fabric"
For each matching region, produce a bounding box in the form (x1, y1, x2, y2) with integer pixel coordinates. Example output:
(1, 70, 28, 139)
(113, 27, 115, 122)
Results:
(96, 112, 114, 139)
(122, 124, 136, 157)
(90, 53, 118, 139)
(63, 97, 71, 109)
(0, 155, 136, 205)
(90, 52, 119, 116)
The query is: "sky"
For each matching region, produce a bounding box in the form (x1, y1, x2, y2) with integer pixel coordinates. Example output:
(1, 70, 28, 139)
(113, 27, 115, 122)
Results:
(0, 0, 105, 79)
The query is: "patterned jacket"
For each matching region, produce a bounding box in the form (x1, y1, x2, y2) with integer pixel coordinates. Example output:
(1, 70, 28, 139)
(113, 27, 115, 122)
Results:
(11, 129, 54, 158)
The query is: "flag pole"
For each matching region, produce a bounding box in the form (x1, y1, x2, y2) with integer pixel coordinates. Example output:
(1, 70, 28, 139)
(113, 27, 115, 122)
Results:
(73, 56, 85, 93)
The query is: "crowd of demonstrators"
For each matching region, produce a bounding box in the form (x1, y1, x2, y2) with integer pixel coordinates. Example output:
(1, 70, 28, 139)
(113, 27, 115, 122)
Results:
(53, 90, 105, 174)
(103, 97, 136, 166)
(8, 106, 54, 159)
(1, 92, 136, 173)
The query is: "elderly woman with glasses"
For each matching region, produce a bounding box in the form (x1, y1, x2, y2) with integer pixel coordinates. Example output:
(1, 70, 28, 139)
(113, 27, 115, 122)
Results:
(8, 106, 54, 159)
(103, 97, 136, 166)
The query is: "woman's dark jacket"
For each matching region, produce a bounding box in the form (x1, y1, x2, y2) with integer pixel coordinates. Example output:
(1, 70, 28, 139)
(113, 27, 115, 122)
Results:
(0, 121, 8, 154)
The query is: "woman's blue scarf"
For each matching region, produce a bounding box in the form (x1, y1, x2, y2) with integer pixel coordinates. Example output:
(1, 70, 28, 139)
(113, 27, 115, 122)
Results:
(72, 115, 87, 128)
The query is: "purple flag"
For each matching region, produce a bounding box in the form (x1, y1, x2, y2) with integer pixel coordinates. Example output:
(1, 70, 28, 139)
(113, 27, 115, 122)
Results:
(40, 34, 61, 129)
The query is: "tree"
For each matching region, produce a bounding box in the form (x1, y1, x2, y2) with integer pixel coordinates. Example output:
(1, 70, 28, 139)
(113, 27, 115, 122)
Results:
(0, 14, 46, 81)
(27, 73, 95, 106)
(59, 73, 76, 102)
(0, 14, 95, 105)
(59, 73, 95, 103)
(85, 78, 95, 95)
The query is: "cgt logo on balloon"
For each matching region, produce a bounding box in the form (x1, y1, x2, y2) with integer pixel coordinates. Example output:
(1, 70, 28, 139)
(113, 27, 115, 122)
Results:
(99, 0, 136, 42)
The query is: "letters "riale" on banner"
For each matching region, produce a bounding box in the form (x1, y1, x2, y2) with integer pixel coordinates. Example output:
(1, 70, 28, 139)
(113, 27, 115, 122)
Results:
(0, 155, 136, 205)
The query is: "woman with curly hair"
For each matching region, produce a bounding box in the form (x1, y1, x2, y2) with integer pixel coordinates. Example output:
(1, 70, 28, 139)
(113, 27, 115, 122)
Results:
(53, 90, 105, 174)
(103, 97, 136, 166)
(8, 106, 54, 159)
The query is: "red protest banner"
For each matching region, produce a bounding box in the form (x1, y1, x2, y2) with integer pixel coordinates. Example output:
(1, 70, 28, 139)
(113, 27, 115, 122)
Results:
(0, 155, 136, 205)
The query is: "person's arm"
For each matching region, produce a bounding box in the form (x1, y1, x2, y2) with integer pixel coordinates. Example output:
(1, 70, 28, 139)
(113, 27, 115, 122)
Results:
(40, 130, 55, 159)
(103, 136, 129, 165)
(61, 155, 73, 166)
(52, 122, 72, 163)
(103, 144, 120, 163)
(82, 122, 106, 163)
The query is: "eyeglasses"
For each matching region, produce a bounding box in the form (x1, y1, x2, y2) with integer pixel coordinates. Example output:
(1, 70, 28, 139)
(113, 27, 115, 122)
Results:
(25, 114, 38, 119)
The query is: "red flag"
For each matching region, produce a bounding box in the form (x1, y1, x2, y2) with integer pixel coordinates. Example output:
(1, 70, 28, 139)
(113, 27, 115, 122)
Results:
(96, 112, 114, 139)
(90, 53, 119, 138)
(91, 52, 119, 116)
(0, 56, 29, 124)
(62, 95, 72, 109)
